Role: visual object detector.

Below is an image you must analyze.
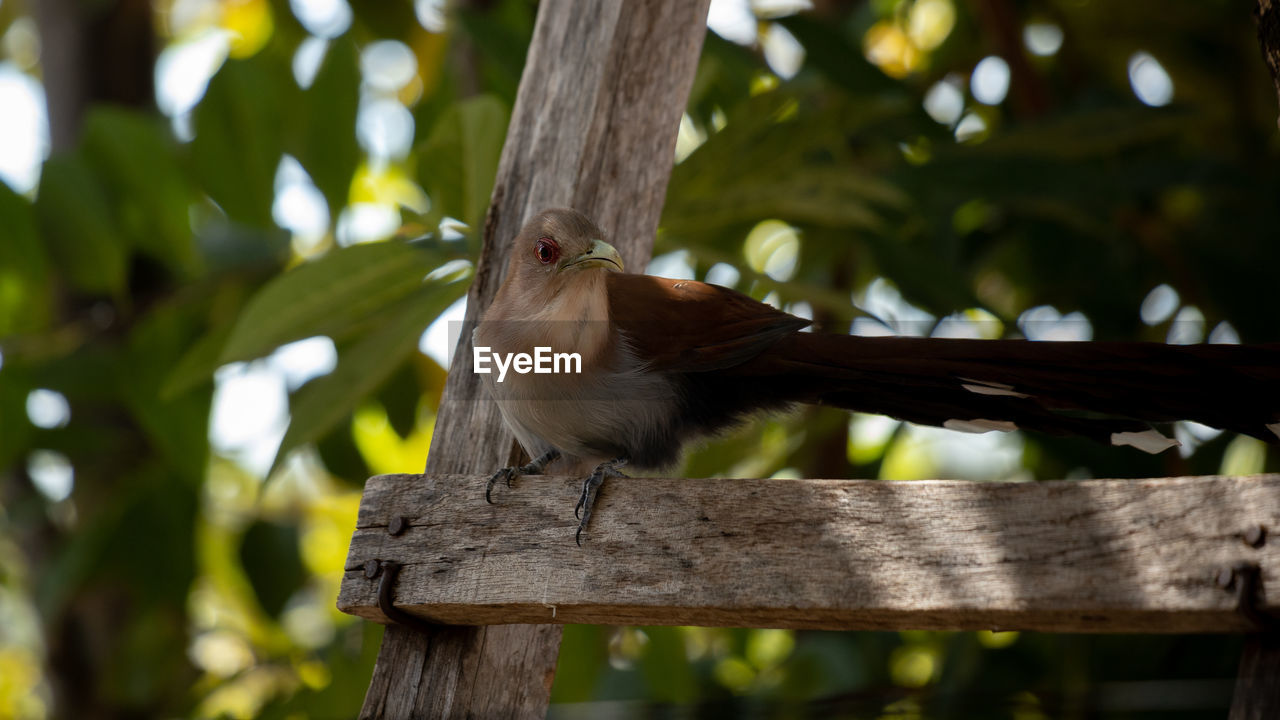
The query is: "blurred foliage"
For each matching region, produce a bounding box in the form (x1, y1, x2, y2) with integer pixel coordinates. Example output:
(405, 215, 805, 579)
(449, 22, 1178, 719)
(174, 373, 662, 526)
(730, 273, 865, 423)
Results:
(0, 0, 1277, 718)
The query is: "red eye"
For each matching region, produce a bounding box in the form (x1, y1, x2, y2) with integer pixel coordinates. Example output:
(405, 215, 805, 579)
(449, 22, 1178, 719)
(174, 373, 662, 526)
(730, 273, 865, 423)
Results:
(534, 237, 559, 265)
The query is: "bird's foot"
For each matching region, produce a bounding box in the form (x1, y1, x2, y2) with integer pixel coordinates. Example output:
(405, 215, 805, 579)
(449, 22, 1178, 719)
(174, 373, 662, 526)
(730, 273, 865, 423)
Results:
(485, 449, 560, 504)
(574, 457, 629, 546)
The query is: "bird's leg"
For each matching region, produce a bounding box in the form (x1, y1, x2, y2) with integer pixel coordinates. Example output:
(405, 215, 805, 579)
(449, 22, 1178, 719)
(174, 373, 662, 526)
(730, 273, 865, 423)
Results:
(574, 456, 629, 545)
(485, 448, 561, 504)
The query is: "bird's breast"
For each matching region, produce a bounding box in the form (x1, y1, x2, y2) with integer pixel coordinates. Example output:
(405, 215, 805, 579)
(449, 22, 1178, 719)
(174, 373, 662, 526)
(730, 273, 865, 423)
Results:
(471, 324, 677, 466)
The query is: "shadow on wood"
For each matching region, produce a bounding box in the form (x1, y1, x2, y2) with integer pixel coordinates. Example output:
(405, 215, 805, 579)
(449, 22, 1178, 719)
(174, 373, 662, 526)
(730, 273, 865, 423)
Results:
(340, 473, 1280, 633)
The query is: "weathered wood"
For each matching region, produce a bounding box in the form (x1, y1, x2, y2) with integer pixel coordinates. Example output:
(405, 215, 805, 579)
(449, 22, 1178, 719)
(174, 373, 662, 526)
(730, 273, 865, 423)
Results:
(1230, 634, 1280, 719)
(357, 0, 710, 716)
(341, 474, 1280, 633)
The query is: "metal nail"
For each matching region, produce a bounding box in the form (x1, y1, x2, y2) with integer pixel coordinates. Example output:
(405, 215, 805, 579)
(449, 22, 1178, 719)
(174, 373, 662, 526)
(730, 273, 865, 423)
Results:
(1214, 566, 1236, 589)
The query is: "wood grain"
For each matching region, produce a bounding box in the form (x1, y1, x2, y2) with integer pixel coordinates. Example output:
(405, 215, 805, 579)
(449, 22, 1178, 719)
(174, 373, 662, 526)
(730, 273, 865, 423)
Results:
(357, 0, 710, 716)
(340, 473, 1280, 633)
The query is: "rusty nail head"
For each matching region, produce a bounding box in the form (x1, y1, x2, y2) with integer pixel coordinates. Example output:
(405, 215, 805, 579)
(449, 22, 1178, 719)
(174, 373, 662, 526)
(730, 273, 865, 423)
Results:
(1214, 566, 1235, 589)
(1244, 525, 1266, 548)
(389, 516, 408, 536)
(364, 559, 381, 579)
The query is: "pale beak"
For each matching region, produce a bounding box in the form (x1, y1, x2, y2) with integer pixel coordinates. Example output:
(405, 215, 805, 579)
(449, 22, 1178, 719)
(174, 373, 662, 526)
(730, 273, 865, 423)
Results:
(564, 239, 624, 272)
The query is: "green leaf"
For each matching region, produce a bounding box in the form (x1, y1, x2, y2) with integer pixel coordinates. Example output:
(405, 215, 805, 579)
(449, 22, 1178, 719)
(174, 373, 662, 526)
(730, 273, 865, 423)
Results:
(549, 625, 606, 702)
(218, 240, 447, 364)
(123, 301, 214, 483)
(162, 318, 236, 399)
(667, 165, 907, 237)
(416, 95, 509, 230)
(272, 273, 468, 469)
(374, 360, 422, 438)
(351, 1, 419, 39)
(36, 154, 128, 296)
(453, 6, 534, 104)
(665, 92, 910, 244)
(777, 15, 900, 96)
(81, 107, 198, 277)
(0, 182, 50, 335)
(191, 56, 296, 227)
(0, 363, 34, 470)
(239, 520, 307, 617)
(294, 37, 361, 215)
(945, 108, 1192, 161)
(640, 626, 696, 704)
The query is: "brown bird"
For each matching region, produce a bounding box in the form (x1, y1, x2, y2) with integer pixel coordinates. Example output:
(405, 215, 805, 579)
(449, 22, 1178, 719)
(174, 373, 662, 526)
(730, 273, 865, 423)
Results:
(475, 208, 1280, 543)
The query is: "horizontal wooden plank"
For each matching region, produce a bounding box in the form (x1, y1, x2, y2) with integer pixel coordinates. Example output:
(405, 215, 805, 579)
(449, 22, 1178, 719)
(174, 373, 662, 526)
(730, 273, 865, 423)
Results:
(338, 473, 1280, 633)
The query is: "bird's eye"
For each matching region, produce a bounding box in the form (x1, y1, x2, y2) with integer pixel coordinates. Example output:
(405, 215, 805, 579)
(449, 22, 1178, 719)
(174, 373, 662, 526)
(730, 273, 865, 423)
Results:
(534, 237, 559, 265)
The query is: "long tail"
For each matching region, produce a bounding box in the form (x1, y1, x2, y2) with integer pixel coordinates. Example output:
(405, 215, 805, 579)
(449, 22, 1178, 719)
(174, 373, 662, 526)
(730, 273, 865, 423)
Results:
(759, 334, 1280, 452)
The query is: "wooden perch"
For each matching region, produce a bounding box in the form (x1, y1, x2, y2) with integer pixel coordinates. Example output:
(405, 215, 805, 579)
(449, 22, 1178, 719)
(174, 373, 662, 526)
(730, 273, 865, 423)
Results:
(356, 0, 711, 715)
(340, 473, 1280, 633)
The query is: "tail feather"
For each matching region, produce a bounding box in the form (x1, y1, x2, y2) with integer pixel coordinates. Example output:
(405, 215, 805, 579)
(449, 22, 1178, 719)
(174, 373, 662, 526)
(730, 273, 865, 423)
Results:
(751, 334, 1280, 450)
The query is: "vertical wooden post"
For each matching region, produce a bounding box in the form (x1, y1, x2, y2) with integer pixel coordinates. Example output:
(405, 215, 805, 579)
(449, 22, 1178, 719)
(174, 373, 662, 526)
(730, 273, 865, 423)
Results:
(357, 0, 710, 716)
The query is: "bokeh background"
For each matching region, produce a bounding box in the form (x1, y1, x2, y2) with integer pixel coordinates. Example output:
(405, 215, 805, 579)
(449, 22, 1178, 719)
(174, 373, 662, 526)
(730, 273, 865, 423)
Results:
(1, 0, 1278, 717)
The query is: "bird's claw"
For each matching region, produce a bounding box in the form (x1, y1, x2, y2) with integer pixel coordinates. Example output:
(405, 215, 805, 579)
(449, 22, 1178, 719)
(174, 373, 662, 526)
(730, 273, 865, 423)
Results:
(485, 449, 561, 504)
(485, 467, 517, 504)
(574, 457, 629, 546)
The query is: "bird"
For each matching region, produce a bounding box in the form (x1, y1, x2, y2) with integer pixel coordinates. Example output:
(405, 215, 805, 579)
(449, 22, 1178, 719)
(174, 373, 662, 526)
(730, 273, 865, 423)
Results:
(474, 208, 1280, 543)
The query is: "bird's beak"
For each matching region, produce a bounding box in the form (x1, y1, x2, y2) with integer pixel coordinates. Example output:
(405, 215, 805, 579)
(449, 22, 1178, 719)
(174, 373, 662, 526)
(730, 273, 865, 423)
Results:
(564, 239, 624, 272)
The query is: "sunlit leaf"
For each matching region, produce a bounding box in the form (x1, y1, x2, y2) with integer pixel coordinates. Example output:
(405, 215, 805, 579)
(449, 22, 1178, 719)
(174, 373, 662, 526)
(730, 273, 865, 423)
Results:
(218, 240, 449, 365)
(220, 0, 274, 58)
(351, 402, 434, 476)
(273, 273, 468, 469)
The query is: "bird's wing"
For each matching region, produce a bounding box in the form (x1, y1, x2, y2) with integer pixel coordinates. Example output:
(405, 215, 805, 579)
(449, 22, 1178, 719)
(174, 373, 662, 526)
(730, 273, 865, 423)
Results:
(606, 273, 809, 373)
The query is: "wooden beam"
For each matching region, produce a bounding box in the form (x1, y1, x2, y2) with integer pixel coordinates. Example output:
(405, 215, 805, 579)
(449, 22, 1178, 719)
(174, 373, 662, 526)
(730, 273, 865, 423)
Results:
(356, 0, 710, 716)
(341, 474, 1280, 633)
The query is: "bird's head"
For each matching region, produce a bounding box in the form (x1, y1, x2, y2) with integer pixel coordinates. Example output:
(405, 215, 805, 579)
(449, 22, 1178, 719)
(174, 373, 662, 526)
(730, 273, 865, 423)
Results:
(505, 208, 624, 298)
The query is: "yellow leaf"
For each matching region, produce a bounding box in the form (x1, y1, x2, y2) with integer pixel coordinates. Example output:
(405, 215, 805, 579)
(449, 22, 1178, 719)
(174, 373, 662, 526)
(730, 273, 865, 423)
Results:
(220, 0, 273, 59)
